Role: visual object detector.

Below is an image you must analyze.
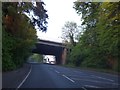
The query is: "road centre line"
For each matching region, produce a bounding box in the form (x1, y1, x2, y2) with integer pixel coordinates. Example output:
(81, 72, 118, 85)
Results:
(17, 65, 32, 89)
(62, 74, 75, 83)
(91, 75, 114, 82)
(81, 87, 87, 90)
(71, 77, 119, 86)
(55, 70, 60, 73)
(84, 85, 100, 88)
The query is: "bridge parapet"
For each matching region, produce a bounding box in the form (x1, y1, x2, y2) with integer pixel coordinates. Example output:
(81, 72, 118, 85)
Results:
(37, 39, 67, 48)
(32, 39, 69, 65)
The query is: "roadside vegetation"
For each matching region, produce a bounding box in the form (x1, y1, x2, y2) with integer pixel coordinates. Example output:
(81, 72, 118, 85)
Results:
(62, 2, 119, 72)
(30, 54, 43, 63)
(2, 2, 48, 71)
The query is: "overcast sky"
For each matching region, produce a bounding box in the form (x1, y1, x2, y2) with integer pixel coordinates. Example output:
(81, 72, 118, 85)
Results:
(37, 0, 82, 43)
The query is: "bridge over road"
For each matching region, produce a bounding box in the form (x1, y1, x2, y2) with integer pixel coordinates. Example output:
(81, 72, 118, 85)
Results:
(32, 39, 68, 65)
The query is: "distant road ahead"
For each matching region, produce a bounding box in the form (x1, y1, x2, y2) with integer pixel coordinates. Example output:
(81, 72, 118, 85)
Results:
(20, 63, 120, 89)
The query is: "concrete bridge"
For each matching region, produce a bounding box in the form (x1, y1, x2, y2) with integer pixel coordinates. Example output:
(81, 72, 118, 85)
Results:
(32, 39, 68, 65)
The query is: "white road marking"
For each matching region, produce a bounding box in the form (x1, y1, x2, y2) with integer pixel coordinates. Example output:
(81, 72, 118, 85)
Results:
(82, 87, 87, 90)
(71, 78, 119, 86)
(84, 85, 100, 88)
(62, 74, 75, 83)
(91, 75, 114, 82)
(55, 70, 60, 73)
(17, 66, 32, 89)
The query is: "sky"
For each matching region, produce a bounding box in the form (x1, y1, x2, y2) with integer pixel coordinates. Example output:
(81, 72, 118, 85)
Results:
(37, 0, 82, 43)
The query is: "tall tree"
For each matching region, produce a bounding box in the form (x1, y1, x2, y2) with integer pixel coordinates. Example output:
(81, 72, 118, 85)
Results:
(96, 2, 120, 70)
(62, 21, 79, 46)
(2, 2, 48, 32)
(2, 1, 48, 71)
(68, 1, 120, 71)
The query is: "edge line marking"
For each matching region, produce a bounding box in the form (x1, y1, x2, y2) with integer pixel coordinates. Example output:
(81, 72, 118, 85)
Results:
(17, 65, 32, 89)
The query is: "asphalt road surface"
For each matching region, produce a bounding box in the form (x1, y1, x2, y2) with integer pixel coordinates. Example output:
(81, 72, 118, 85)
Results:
(20, 63, 120, 89)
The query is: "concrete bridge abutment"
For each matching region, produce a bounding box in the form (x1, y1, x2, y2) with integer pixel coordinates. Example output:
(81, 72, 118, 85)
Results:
(61, 48, 67, 65)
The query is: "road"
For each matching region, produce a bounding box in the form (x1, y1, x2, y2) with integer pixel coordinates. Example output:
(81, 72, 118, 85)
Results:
(19, 63, 120, 89)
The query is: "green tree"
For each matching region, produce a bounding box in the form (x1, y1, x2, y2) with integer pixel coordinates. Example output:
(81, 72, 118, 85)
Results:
(96, 2, 120, 70)
(2, 2, 48, 71)
(30, 54, 43, 63)
(62, 21, 79, 46)
(72, 2, 104, 68)
(69, 2, 120, 71)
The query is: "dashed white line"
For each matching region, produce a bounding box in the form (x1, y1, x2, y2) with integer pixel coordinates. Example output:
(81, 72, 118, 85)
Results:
(84, 85, 99, 88)
(55, 70, 60, 74)
(82, 87, 87, 90)
(71, 77, 119, 86)
(17, 66, 32, 89)
(91, 75, 114, 82)
(62, 74, 75, 83)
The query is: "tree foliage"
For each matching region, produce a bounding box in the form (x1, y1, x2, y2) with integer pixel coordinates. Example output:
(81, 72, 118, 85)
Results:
(66, 2, 119, 72)
(30, 54, 43, 63)
(2, 2, 48, 71)
(62, 21, 79, 46)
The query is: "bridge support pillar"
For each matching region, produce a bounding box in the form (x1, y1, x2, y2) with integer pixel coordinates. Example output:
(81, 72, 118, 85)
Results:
(61, 48, 67, 65)
(55, 55, 61, 65)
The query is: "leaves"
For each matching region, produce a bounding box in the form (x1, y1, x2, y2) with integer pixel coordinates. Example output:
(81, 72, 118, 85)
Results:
(2, 2, 48, 71)
(62, 21, 80, 46)
(67, 2, 120, 71)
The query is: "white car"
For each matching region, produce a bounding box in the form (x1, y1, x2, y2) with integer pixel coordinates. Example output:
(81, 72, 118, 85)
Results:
(49, 61, 56, 64)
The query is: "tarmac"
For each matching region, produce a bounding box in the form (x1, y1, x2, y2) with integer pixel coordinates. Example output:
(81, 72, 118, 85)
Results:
(2, 63, 31, 88)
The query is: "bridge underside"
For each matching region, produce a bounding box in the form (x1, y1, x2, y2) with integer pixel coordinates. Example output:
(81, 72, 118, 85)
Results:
(32, 43, 63, 64)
